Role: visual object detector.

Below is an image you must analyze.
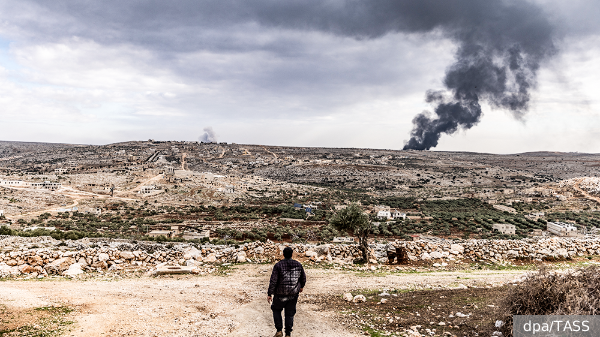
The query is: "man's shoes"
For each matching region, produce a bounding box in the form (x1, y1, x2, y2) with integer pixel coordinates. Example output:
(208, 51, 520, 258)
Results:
(273, 331, 283, 337)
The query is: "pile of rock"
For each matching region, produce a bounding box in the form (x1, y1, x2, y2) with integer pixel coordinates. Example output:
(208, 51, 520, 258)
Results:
(3, 235, 600, 278)
(396, 237, 600, 263)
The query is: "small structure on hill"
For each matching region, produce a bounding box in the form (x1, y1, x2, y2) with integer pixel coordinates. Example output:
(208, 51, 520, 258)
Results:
(492, 223, 516, 235)
(547, 222, 578, 237)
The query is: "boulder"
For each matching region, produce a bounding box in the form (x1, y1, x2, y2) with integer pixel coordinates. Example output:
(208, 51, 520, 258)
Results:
(420, 252, 431, 260)
(429, 251, 443, 259)
(236, 251, 247, 263)
(18, 264, 36, 274)
(98, 253, 110, 262)
(556, 248, 569, 258)
(120, 251, 135, 260)
(63, 263, 84, 277)
(305, 251, 318, 258)
(254, 247, 265, 255)
(46, 257, 75, 274)
(91, 261, 108, 269)
(204, 253, 217, 263)
(353, 295, 366, 303)
(183, 247, 203, 260)
(0, 263, 20, 277)
(27, 255, 43, 266)
(343, 293, 354, 302)
(450, 244, 464, 254)
(185, 259, 202, 267)
(314, 245, 330, 256)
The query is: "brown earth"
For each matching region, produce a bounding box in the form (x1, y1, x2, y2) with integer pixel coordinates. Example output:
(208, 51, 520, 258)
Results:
(0, 265, 528, 337)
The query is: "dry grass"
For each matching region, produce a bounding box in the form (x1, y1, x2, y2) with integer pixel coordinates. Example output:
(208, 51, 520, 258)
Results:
(500, 266, 600, 335)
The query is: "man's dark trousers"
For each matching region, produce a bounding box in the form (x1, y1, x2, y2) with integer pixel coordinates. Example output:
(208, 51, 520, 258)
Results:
(271, 295, 298, 335)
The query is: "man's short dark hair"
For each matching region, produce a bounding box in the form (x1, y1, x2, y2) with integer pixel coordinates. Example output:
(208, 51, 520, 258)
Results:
(283, 247, 293, 259)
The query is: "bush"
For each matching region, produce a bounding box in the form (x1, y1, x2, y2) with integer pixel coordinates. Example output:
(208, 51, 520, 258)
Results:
(500, 266, 600, 335)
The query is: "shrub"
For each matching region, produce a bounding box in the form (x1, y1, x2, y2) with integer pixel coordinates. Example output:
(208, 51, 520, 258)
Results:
(500, 266, 600, 336)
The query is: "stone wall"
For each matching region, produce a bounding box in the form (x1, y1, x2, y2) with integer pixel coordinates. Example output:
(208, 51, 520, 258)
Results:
(2, 235, 600, 278)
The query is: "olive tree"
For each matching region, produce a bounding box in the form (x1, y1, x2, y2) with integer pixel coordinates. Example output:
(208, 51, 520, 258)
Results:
(330, 203, 371, 263)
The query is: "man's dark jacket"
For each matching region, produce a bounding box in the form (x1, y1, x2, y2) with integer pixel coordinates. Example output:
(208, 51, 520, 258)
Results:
(268, 258, 306, 297)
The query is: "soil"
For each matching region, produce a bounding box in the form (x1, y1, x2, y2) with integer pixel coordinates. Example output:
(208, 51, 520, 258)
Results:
(324, 286, 509, 336)
(0, 265, 527, 337)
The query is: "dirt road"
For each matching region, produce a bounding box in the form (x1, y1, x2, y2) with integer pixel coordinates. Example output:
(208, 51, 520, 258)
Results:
(0, 265, 527, 336)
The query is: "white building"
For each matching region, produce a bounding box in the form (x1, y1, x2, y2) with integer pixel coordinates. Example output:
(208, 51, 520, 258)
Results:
(139, 185, 156, 194)
(30, 181, 62, 190)
(377, 210, 391, 219)
(391, 209, 406, 220)
(147, 230, 173, 238)
(0, 180, 26, 187)
(492, 223, 516, 235)
(547, 222, 578, 237)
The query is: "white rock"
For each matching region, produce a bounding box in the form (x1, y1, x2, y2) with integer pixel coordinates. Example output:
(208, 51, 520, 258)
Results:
(421, 252, 431, 260)
(343, 293, 353, 302)
(353, 295, 366, 303)
(98, 253, 110, 262)
(305, 251, 317, 258)
(433, 263, 442, 267)
(63, 263, 84, 277)
(120, 251, 135, 260)
(183, 247, 202, 260)
(0, 262, 20, 277)
(204, 253, 217, 263)
(450, 244, 464, 254)
(236, 251, 247, 263)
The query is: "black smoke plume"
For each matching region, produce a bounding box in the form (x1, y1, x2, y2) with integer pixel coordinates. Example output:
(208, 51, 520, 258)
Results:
(398, 2, 557, 150)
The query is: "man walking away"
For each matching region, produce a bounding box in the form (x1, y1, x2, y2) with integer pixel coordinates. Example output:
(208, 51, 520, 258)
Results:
(268, 247, 306, 337)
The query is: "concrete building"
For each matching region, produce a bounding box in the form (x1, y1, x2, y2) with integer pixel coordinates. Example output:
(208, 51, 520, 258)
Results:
(30, 181, 62, 190)
(493, 204, 517, 214)
(492, 223, 516, 235)
(391, 209, 406, 220)
(377, 210, 391, 219)
(525, 212, 545, 220)
(147, 230, 173, 238)
(332, 237, 355, 243)
(0, 180, 26, 187)
(139, 185, 155, 194)
(181, 230, 210, 240)
(547, 222, 578, 237)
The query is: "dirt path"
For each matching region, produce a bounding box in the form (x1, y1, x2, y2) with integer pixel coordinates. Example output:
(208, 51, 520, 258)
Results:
(125, 174, 164, 194)
(573, 180, 600, 204)
(0, 265, 527, 337)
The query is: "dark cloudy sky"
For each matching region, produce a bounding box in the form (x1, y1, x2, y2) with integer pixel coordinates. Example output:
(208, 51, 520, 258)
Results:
(0, 0, 598, 153)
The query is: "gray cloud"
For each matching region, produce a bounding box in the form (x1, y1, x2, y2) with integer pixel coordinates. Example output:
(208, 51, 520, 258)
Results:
(0, 1, 598, 149)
